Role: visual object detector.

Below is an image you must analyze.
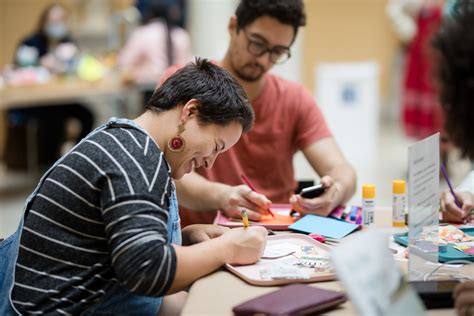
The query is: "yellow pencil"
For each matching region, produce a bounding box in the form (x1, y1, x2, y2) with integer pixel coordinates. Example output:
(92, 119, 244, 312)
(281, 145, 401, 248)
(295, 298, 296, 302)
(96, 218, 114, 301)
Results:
(241, 209, 249, 228)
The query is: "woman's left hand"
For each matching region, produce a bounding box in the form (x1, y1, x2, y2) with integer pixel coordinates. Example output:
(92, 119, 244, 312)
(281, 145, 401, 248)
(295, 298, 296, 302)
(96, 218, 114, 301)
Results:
(181, 224, 230, 246)
(289, 176, 342, 216)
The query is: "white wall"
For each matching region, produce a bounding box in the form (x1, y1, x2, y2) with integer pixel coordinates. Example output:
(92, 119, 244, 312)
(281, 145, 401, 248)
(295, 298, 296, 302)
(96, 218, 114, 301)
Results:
(186, 0, 238, 60)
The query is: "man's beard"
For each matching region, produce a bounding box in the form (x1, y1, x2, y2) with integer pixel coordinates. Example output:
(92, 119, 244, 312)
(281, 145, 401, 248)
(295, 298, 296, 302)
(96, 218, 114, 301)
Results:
(232, 62, 265, 82)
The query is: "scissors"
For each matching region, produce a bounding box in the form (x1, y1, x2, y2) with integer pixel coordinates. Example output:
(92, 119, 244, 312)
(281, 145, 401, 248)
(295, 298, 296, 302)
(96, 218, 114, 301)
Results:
(309, 233, 340, 244)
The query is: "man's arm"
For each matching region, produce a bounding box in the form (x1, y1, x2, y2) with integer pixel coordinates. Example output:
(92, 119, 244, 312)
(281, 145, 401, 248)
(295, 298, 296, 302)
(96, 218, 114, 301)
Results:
(291, 137, 356, 216)
(175, 172, 271, 220)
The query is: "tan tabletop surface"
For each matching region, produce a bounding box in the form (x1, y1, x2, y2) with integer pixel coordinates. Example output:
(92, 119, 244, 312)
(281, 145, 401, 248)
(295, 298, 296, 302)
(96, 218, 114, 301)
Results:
(182, 208, 467, 316)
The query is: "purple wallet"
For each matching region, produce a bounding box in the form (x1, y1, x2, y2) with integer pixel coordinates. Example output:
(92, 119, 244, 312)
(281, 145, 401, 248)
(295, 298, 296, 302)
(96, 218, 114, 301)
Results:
(232, 284, 347, 315)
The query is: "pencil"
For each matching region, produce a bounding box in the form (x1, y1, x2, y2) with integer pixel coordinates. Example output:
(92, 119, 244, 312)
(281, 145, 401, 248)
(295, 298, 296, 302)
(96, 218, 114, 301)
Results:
(440, 164, 462, 209)
(240, 174, 275, 218)
(241, 209, 249, 228)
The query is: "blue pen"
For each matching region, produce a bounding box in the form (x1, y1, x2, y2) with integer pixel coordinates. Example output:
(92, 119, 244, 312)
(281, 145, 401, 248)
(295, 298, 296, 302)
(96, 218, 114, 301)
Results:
(440, 164, 462, 209)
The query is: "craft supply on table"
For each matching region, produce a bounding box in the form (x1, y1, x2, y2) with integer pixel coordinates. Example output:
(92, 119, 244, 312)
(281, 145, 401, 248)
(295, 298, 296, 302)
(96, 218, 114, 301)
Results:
(362, 184, 376, 226)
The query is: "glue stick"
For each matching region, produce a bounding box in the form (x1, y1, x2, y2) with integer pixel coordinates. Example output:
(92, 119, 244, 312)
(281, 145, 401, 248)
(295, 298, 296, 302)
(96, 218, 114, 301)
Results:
(362, 184, 375, 226)
(392, 180, 406, 227)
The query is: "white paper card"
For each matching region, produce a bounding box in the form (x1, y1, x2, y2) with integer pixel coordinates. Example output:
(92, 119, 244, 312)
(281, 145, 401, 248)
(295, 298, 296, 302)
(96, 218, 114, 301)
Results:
(407, 133, 440, 280)
(331, 230, 426, 316)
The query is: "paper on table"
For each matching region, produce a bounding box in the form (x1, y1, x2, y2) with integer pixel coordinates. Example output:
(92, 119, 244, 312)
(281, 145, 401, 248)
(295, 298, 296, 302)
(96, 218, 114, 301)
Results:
(453, 241, 474, 255)
(214, 205, 295, 230)
(289, 214, 359, 239)
(262, 242, 299, 258)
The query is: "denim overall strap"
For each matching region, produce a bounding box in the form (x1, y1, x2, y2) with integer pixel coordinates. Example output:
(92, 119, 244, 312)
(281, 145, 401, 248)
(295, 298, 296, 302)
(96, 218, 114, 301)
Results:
(0, 220, 23, 315)
(0, 120, 114, 315)
(168, 181, 182, 246)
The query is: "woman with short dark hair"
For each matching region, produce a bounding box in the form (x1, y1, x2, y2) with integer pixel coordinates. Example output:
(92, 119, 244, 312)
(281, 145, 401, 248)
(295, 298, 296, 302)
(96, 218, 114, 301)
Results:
(0, 58, 266, 315)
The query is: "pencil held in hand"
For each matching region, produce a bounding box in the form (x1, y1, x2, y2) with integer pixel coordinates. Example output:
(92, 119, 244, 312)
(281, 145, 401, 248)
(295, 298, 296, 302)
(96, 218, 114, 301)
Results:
(441, 163, 462, 209)
(241, 209, 249, 228)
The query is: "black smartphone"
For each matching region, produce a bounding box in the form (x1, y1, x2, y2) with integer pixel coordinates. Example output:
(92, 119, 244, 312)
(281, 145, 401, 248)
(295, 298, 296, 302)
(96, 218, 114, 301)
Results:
(409, 280, 459, 309)
(299, 184, 326, 199)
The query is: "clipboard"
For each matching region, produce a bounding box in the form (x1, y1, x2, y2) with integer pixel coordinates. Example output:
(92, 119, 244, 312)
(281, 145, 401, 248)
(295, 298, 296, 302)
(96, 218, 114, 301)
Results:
(213, 204, 295, 230)
(226, 234, 336, 286)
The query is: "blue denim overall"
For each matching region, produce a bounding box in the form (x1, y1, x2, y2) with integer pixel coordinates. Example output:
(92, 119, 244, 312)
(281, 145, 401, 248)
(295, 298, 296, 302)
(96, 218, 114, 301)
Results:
(0, 118, 181, 315)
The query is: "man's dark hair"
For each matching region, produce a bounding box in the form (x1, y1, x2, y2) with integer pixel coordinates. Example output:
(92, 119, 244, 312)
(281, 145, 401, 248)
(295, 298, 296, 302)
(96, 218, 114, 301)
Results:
(432, 1, 474, 159)
(146, 58, 254, 132)
(235, 0, 306, 40)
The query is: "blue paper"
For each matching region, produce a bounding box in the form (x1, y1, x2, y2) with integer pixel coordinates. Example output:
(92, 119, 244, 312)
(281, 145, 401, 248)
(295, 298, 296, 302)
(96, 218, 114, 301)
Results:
(289, 214, 359, 239)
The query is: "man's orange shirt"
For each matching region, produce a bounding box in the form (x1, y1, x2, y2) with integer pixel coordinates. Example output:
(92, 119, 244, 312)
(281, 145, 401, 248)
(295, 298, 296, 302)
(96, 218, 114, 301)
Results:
(161, 66, 332, 226)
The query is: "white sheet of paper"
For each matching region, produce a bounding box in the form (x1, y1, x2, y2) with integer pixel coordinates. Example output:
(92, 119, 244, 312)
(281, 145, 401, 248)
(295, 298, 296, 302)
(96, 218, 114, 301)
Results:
(407, 133, 440, 279)
(262, 242, 299, 258)
(331, 230, 426, 316)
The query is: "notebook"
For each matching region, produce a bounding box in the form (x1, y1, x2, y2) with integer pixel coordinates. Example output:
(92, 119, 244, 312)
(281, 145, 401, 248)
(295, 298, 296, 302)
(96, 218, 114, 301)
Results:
(232, 284, 346, 316)
(288, 214, 360, 239)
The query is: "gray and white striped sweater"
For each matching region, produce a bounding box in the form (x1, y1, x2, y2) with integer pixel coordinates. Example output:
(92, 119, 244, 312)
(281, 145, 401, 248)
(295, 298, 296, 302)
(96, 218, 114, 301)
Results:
(12, 124, 177, 315)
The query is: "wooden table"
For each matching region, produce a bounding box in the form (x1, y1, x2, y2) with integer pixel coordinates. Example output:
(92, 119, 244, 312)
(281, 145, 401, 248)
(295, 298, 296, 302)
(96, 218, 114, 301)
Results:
(0, 76, 133, 164)
(0, 76, 128, 109)
(181, 209, 466, 315)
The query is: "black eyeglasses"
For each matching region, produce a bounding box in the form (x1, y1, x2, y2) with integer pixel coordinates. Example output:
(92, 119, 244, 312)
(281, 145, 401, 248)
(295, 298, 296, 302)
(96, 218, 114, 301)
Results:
(242, 30, 291, 64)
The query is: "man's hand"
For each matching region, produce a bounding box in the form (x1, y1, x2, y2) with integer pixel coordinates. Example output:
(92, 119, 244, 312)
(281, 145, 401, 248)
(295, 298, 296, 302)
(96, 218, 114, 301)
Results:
(220, 185, 272, 221)
(441, 190, 474, 223)
(289, 176, 342, 216)
(181, 224, 230, 246)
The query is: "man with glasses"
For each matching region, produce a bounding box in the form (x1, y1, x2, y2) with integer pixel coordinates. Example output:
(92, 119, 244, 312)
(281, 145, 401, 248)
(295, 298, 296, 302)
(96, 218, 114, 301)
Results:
(163, 0, 356, 225)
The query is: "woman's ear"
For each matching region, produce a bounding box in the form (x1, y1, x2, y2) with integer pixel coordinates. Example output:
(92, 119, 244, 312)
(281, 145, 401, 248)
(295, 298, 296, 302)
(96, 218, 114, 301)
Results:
(180, 99, 199, 122)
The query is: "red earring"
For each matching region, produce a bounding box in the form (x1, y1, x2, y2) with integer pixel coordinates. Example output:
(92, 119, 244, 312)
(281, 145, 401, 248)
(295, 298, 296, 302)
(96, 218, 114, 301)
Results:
(167, 122, 185, 152)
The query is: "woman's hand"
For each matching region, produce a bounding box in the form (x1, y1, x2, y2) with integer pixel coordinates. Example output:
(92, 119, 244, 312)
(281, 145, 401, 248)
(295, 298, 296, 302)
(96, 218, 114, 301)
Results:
(289, 176, 342, 216)
(220, 185, 272, 221)
(218, 226, 267, 265)
(181, 224, 229, 246)
(441, 190, 474, 223)
(454, 281, 474, 316)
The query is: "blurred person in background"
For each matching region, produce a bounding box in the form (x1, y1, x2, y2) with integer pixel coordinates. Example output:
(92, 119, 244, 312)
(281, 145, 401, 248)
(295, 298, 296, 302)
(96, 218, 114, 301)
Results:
(5, 3, 94, 170)
(399, 0, 444, 140)
(119, 0, 191, 105)
(162, 0, 356, 226)
(432, 4, 474, 314)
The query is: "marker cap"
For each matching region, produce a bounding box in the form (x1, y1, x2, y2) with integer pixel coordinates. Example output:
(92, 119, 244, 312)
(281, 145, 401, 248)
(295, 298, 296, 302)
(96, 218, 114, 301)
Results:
(393, 180, 406, 194)
(362, 184, 376, 199)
